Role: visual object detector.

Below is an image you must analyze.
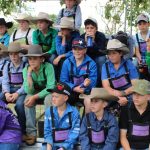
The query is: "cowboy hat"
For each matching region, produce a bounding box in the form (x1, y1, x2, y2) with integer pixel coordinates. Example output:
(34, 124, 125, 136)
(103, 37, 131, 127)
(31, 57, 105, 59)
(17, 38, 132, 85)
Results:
(79, 88, 118, 101)
(132, 79, 150, 96)
(14, 13, 32, 23)
(105, 39, 129, 55)
(23, 45, 50, 57)
(0, 18, 13, 28)
(31, 12, 53, 25)
(61, 0, 81, 5)
(55, 17, 74, 29)
(0, 44, 8, 56)
(2, 42, 26, 54)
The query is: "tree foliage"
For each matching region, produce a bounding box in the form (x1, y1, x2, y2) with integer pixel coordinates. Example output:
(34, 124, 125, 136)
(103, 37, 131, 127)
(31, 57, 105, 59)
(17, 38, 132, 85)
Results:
(104, 0, 150, 34)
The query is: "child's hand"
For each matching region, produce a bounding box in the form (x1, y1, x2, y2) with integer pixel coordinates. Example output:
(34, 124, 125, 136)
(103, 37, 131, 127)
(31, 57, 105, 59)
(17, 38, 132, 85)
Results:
(118, 97, 128, 106)
(73, 86, 84, 94)
(83, 78, 91, 87)
(146, 38, 150, 51)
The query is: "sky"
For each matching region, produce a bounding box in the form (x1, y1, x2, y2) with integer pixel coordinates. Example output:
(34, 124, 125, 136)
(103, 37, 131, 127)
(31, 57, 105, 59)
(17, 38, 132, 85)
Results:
(25, 0, 108, 31)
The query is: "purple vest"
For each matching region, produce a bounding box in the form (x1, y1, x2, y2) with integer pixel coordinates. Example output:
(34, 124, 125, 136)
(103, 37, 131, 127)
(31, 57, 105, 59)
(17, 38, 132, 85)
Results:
(0, 100, 22, 144)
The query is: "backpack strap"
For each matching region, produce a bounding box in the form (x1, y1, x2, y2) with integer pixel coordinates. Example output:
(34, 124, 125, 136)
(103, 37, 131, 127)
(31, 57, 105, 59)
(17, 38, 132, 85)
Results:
(7, 62, 11, 72)
(25, 28, 31, 45)
(105, 63, 110, 79)
(1, 59, 7, 70)
(136, 33, 141, 51)
(13, 30, 17, 41)
(50, 106, 55, 130)
(61, 8, 64, 18)
(124, 61, 129, 73)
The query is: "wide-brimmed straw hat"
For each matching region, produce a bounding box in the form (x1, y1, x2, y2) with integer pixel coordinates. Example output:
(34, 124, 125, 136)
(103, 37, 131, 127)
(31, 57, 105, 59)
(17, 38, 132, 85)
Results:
(14, 13, 32, 23)
(2, 42, 26, 54)
(0, 18, 13, 28)
(55, 17, 74, 29)
(105, 39, 129, 55)
(61, 0, 81, 4)
(79, 88, 118, 101)
(0, 44, 8, 55)
(23, 45, 49, 57)
(132, 79, 150, 96)
(31, 12, 53, 25)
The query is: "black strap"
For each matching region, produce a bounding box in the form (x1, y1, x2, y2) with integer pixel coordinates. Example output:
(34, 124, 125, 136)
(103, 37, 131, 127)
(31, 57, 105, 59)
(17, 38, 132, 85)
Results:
(25, 28, 31, 45)
(124, 62, 129, 74)
(1, 59, 7, 71)
(105, 63, 110, 79)
(86, 114, 92, 140)
(128, 108, 132, 123)
(7, 62, 11, 72)
(13, 28, 30, 45)
(136, 33, 141, 51)
(50, 106, 72, 130)
(13, 30, 17, 42)
(61, 8, 64, 18)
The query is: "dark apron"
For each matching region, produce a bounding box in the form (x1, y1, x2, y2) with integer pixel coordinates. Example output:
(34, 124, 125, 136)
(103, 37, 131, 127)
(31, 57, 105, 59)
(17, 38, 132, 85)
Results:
(50, 106, 72, 143)
(86, 114, 108, 145)
(8, 62, 26, 86)
(127, 109, 150, 149)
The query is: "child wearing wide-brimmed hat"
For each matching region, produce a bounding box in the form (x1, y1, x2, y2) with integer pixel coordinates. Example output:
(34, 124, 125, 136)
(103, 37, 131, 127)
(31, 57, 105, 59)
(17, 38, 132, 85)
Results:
(10, 13, 34, 50)
(101, 39, 139, 109)
(31, 12, 57, 63)
(22, 44, 55, 145)
(43, 82, 80, 150)
(56, 0, 82, 30)
(0, 18, 13, 47)
(2, 42, 27, 139)
(79, 88, 119, 150)
(119, 79, 150, 150)
(54, 17, 80, 80)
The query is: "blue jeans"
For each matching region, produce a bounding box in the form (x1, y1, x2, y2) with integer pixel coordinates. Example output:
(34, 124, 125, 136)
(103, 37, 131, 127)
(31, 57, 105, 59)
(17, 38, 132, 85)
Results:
(0, 143, 20, 150)
(94, 55, 106, 87)
(120, 148, 149, 150)
(10, 87, 26, 134)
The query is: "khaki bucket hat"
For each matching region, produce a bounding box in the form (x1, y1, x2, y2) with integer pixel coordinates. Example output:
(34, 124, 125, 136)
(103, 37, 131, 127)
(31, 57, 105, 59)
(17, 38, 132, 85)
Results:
(55, 17, 74, 29)
(132, 79, 150, 95)
(61, 0, 81, 4)
(31, 12, 53, 25)
(14, 13, 32, 23)
(105, 39, 129, 55)
(2, 42, 26, 54)
(79, 88, 118, 101)
(23, 45, 49, 57)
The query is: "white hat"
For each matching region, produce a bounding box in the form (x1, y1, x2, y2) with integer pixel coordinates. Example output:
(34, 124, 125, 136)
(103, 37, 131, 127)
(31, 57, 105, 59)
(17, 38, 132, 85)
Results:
(55, 17, 74, 29)
(105, 39, 129, 55)
(14, 13, 32, 23)
(137, 14, 149, 23)
(31, 12, 53, 25)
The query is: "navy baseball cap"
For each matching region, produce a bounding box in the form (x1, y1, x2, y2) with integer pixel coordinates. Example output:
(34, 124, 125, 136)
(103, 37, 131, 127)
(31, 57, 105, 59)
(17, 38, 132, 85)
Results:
(72, 38, 87, 49)
(47, 82, 71, 96)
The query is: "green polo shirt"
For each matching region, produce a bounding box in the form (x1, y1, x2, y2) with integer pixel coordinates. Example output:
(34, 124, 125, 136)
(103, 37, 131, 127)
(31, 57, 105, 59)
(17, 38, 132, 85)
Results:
(32, 28, 57, 54)
(146, 52, 150, 67)
(23, 62, 55, 99)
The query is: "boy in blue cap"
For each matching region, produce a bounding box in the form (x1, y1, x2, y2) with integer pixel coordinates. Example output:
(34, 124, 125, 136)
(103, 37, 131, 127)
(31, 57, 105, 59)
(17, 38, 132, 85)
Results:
(60, 38, 97, 111)
(44, 82, 80, 150)
(79, 88, 119, 150)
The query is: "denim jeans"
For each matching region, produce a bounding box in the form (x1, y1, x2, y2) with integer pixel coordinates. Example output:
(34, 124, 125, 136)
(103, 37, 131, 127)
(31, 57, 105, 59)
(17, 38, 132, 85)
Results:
(120, 147, 149, 150)
(0, 143, 20, 150)
(25, 94, 52, 136)
(9, 87, 26, 134)
(94, 55, 106, 87)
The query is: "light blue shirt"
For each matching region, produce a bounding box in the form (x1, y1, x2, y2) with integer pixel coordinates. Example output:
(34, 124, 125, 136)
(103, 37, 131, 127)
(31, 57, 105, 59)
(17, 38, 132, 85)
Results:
(44, 103, 80, 150)
(133, 30, 150, 48)
(56, 5, 82, 30)
(0, 32, 10, 47)
(2, 60, 27, 95)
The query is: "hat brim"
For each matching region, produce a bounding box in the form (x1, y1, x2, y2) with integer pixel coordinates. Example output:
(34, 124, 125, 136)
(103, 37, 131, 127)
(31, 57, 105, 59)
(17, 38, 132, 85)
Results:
(2, 49, 27, 54)
(14, 18, 32, 24)
(47, 88, 70, 96)
(79, 88, 118, 101)
(31, 18, 53, 25)
(23, 52, 50, 58)
(104, 46, 129, 55)
(72, 45, 86, 49)
(54, 25, 74, 30)
(61, 0, 81, 4)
